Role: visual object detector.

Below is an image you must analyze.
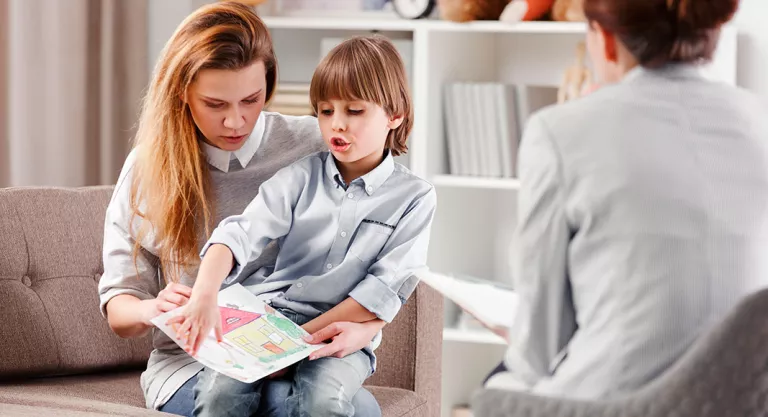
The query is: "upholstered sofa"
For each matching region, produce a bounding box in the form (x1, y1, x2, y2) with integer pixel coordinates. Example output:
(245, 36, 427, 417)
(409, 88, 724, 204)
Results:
(472, 287, 768, 417)
(0, 186, 443, 416)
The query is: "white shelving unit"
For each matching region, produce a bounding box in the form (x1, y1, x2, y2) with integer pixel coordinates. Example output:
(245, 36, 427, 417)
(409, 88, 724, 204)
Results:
(255, 13, 739, 417)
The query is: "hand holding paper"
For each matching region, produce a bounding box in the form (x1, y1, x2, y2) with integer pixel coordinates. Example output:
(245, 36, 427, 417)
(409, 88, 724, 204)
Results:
(151, 284, 324, 383)
(416, 269, 519, 341)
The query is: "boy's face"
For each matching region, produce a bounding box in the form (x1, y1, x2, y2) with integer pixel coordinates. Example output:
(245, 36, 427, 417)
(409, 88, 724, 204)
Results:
(317, 99, 402, 172)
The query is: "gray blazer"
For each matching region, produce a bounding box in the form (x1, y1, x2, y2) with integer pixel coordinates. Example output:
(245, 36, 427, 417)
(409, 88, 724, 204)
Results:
(501, 64, 768, 399)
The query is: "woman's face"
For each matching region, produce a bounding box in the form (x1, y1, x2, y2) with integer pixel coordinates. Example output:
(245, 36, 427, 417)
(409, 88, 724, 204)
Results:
(187, 60, 267, 151)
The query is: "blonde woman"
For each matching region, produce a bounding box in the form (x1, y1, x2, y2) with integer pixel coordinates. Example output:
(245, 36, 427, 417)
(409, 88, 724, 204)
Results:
(97, 3, 381, 416)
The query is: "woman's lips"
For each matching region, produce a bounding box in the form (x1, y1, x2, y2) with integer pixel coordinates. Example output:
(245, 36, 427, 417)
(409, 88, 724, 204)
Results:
(222, 134, 246, 144)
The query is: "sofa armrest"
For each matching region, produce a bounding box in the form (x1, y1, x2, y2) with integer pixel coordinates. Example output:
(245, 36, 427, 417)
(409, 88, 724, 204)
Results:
(366, 282, 443, 416)
(471, 388, 610, 417)
(412, 283, 443, 415)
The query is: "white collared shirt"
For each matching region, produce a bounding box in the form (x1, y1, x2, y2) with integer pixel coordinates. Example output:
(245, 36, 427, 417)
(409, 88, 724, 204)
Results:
(200, 112, 266, 172)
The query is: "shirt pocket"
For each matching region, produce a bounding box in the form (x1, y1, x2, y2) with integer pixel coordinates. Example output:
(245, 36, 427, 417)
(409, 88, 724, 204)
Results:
(349, 222, 393, 263)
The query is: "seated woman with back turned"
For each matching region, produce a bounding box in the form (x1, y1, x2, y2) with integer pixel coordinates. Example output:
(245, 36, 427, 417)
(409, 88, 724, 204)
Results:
(487, 0, 768, 399)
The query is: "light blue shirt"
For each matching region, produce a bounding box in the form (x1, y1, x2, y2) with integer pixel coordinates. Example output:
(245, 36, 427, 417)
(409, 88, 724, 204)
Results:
(201, 150, 436, 328)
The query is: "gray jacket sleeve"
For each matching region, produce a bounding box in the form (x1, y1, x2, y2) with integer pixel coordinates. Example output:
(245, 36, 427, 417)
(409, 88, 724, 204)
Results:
(504, 113, 577, 384)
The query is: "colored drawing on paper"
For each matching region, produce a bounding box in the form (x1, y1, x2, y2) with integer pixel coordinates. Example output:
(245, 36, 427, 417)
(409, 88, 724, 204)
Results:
(219, 306, 306, 364)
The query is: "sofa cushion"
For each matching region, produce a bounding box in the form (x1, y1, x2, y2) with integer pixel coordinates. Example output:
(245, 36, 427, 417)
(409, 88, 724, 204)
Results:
(0, 403, 169, 417)
(0, 371, 146, 408)
(367, 386, 427, 416)
(0, 187, 152, 379)
(0, 371, 426, 417)
(0, 372, 167, 416)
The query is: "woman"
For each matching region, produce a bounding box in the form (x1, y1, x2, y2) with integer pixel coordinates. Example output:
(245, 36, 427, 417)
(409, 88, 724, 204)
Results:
(488, 0, 768, 400)
(97, 3, 382, 416)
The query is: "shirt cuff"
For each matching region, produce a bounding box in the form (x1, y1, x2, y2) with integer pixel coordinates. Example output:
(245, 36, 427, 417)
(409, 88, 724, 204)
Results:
(200, 226, 248, 286)
(349, 274, 402, 323)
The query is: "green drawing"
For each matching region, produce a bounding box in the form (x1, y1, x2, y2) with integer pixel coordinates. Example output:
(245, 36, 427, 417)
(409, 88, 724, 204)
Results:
(266, 314, 304, 339)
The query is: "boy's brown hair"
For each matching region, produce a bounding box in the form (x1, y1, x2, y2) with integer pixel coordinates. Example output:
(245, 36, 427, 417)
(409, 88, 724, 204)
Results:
(309, 35, 413, 156)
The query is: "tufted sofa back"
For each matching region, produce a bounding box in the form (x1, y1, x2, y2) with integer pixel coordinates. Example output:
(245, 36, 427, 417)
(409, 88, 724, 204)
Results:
(0, 187, 151, 379)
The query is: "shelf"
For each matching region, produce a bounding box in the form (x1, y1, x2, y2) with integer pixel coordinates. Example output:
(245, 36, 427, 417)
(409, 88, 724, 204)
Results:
(262, 16, 586, 34)
(431, 175, 521, 190)
(443, 327, 507, 345)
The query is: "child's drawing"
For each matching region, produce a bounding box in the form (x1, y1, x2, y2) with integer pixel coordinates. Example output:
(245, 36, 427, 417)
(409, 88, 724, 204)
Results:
(151, 284, 324, 383)
(219, 306, 307, 363)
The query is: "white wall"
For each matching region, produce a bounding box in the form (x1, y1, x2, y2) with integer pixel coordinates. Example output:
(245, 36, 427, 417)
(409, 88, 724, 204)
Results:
(147, 0, 209, 74)
(733, 0, 768, 97)
(148, 1, 768, 98)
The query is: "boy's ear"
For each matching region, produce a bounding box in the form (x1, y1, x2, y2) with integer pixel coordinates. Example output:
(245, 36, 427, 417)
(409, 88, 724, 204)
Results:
(388, 115, 404, 130)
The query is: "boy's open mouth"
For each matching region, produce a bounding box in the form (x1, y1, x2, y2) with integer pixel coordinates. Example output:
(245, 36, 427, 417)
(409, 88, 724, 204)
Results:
(331, 137, 349, 147)
(331, 137, 351, 152)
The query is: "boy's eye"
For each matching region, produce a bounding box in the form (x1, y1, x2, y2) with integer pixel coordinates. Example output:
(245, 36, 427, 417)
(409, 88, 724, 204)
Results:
(348, 109, 363, 115)
(320, 109, 333, 115)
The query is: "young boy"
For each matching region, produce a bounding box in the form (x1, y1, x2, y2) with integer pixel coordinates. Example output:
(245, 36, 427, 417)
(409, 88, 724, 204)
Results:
(171, 35, 436, 417)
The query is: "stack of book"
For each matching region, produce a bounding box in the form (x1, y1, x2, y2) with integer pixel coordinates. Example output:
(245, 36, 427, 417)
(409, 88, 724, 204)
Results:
(266, 82, 313, 116)
(443, 82, 559, 178)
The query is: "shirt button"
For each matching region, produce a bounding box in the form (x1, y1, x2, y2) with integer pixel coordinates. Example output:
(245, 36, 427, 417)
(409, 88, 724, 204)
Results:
(296, 282, 303, 288)
(347, 193, 354, 199)
(340, 231, 347, 237)
(326, 263, 333, 270)
(366, 186, 373, 193)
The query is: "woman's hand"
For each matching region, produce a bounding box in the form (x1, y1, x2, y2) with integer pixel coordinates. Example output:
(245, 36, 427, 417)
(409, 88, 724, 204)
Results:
(139, 283, 193, 326)
(166, 293, 222, 357)
(303, 320, 384, 360)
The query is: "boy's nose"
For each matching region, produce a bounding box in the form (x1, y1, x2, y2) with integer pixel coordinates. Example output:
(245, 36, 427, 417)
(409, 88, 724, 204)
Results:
(332, 115, 347, 132)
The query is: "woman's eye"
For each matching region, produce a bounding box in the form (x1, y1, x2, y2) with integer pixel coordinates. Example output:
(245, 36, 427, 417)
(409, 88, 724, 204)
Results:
(205, 102, 225, 109)
(242, 98, 259, 105)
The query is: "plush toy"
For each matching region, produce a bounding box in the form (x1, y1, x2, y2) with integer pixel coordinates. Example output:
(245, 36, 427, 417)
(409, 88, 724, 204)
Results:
(552, 0, 586, 21)
(499, 0, 555, 22)
(437, 0, 510, 22)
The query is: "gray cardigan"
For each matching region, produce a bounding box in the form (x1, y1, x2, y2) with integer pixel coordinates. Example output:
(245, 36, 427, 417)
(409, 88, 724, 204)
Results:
(98, 112, 325, 409)
(497, 64, 768, 399)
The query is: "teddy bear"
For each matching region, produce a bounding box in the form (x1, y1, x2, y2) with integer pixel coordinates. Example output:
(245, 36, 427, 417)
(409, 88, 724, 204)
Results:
(438, 0, 511, 22)
(552, 0, 586, 22)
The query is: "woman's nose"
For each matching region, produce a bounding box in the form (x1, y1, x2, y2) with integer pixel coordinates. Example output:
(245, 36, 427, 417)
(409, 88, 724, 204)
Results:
(223, 107, 245, 130)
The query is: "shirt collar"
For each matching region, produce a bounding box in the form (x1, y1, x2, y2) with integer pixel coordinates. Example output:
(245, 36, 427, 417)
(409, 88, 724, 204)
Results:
(201, 112, 266, 173)
(623, 63, 704, 84)
(323, 150, 395, 195)
(359, 151, 395, 195)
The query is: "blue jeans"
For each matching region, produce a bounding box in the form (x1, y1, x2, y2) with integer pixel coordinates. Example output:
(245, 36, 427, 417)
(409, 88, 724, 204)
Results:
(167, 308, 380, 417)
(159, 371, 381, 417)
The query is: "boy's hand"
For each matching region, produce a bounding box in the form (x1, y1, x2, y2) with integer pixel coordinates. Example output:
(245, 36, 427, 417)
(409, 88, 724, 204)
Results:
(166, 293, 222, 357)
(303, 321, 383, 360)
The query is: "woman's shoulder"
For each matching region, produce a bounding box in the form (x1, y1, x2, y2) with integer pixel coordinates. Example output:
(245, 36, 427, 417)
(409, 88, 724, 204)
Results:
(263, 111, 321, 138)
(110, 147, 140, 202)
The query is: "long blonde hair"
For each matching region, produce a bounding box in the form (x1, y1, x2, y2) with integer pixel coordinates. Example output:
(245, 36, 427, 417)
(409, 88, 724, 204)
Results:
(130, 2, 277, 283)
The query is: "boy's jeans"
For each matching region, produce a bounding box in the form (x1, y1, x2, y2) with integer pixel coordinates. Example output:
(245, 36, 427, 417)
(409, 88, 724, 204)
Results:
(193, 309, 373, 417)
